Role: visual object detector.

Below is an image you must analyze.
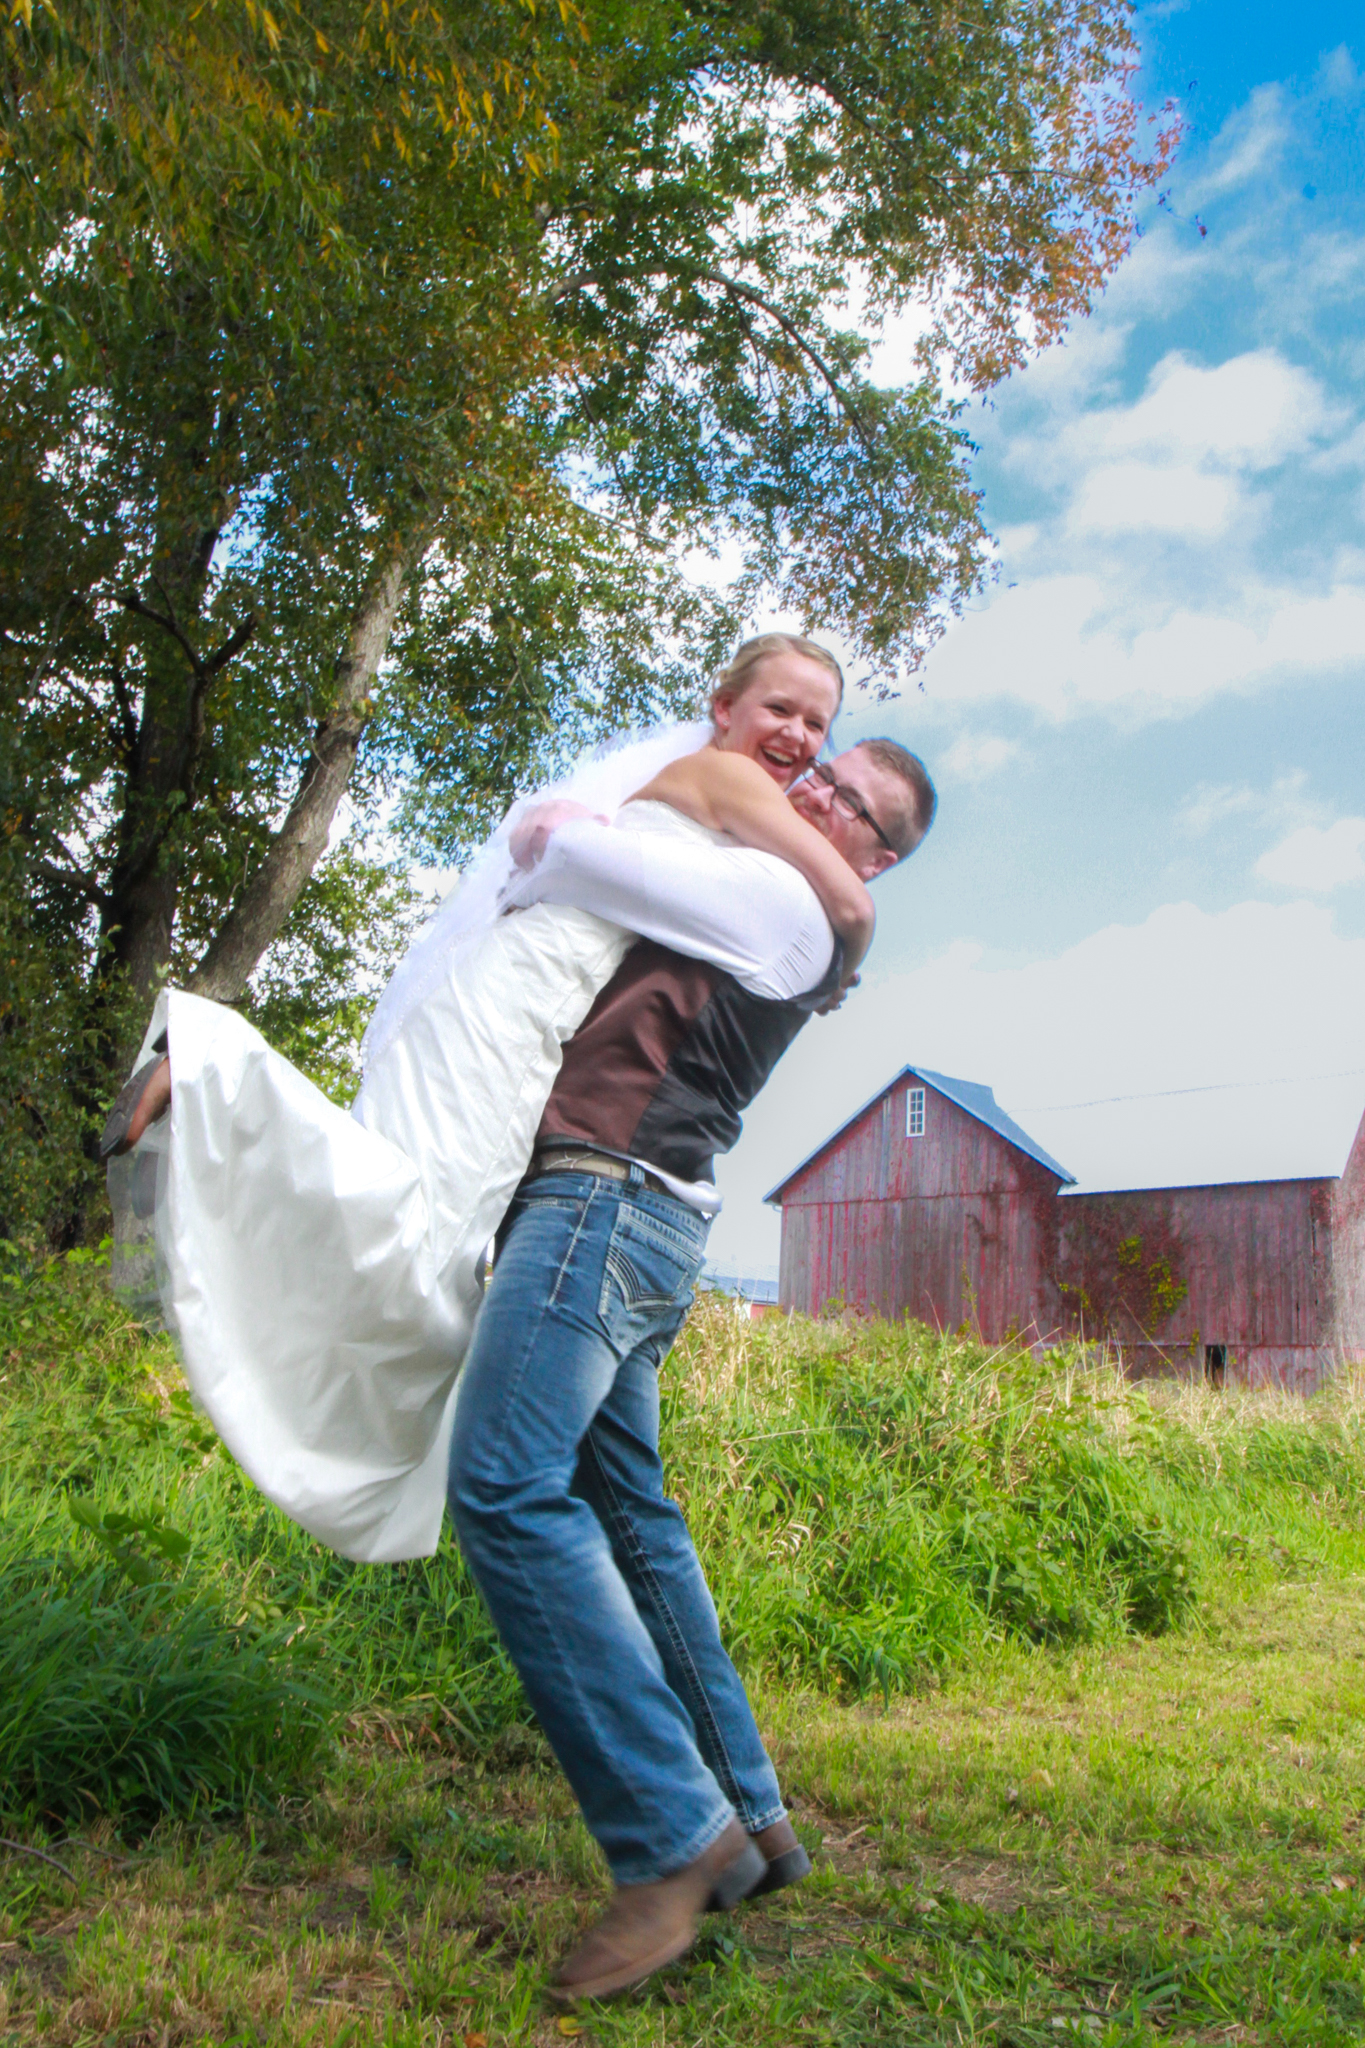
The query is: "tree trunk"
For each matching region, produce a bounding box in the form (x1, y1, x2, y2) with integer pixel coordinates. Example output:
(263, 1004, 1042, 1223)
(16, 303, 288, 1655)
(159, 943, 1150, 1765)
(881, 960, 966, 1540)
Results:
(98, 526, 226, 1013)
(190, 547, 409, 1003)
(90, 468, 235, 1105)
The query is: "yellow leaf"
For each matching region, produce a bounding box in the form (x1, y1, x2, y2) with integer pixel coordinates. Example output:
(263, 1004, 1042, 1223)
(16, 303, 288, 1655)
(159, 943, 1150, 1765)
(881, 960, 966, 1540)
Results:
(260, 6, 280, 49)
(315, 29, 328, 50)
(482, 89, 494, 120)
(556, 2023, 584, 2039)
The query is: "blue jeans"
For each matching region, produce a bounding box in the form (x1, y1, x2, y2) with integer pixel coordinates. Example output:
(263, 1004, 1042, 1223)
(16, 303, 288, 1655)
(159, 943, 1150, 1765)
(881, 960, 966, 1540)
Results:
(447, 1168, 785, 1884)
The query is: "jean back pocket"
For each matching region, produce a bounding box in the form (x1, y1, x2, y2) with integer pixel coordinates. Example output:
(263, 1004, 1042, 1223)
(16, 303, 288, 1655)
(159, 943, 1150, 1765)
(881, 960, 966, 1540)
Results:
(598, 1202, 705, 1354)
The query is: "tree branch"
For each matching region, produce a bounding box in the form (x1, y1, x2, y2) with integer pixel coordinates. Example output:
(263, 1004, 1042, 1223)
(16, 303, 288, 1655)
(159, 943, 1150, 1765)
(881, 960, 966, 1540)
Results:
(546, 268, 598, 308)
(51, 672, 106, 728)
(118, 588, 207, 681)
(203, 613, 257, 676)
(548, 266, 877, 455)
(189, 545, 411, 1004)
(693, 270, 878, 455)
(109, 646, 138, 761)
(37, 856, 111, 909)
(117, 587, 256, 811)
(0, 1839, 77, 1885)
(119, 585, 256, 683)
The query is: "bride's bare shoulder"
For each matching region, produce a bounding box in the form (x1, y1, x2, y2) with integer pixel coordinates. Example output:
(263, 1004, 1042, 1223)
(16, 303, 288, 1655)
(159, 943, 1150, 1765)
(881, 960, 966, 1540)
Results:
(628, 746, 773, 822)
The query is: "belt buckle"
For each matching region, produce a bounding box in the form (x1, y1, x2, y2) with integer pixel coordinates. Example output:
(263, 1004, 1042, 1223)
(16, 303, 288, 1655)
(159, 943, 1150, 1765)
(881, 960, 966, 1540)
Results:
(539, 1148, 621, 1181)
(534, 1148, 668, 1197)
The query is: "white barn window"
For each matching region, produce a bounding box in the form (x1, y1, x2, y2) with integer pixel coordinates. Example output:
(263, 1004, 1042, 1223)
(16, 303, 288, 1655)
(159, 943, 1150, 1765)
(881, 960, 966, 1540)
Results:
(906, 1086, 925, 1137)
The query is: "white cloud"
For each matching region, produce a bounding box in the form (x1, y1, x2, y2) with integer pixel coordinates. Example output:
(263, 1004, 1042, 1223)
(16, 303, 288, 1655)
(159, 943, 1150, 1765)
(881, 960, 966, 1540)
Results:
(865, 294, 937, 385)
(708, 899, 1365, 1270)
(1194, 84, 1288, 200)
(1068, 460, 1237, 537)
(1317, 44, 1360, 98)
(989, 348, 1345, 572)
(920, 574, 1365, 719)
(994, 521, 1041, 562)
(1256, 818, 1365, 891)
(1290, 228, 1365, 302)
(938, 733, 1020, 782)
(1013, 350, 1340, 509)
(1095, 351, 1335, 467)
(1176, 782, 1258, 834)
(1311, 417, 1365, 474)
(1177, 771, 1310, 837)
(1004, 311, 1132, 406)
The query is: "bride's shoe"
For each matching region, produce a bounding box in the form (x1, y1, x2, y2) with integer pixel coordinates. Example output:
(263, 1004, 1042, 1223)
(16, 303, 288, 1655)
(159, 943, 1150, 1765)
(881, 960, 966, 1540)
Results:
(100, 1038, 171, 1157)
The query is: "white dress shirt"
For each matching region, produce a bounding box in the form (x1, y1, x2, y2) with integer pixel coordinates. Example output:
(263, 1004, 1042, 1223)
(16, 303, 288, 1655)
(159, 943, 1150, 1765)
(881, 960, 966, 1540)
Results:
(506, 799, 835, 1000)
(505, 800, 837, 1214)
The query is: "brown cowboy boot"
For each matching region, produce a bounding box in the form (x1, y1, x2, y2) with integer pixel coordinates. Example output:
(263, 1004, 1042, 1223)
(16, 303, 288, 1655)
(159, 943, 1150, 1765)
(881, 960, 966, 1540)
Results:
(704, 1814, 812, 1910)
(744, 1816, 813, 1897)
(549, 1819, 764, 2003)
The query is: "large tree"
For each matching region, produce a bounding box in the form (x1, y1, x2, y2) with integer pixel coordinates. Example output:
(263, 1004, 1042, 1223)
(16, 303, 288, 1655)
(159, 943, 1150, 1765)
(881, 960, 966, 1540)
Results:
(0, 0, 1174, 1240)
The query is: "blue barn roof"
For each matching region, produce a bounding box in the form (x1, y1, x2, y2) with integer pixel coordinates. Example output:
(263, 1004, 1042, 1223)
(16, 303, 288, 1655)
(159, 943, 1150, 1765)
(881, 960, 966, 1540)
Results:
(764, 1064, 1075, 1203)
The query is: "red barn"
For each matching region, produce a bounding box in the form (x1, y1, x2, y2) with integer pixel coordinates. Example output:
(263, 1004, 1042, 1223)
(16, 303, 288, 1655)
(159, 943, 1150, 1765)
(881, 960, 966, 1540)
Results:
(767, 1065, 1365, 1393)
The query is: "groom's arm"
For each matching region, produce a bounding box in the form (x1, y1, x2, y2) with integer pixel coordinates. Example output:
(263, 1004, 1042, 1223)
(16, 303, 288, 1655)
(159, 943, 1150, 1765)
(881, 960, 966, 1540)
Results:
(504, 814, 835, 1001)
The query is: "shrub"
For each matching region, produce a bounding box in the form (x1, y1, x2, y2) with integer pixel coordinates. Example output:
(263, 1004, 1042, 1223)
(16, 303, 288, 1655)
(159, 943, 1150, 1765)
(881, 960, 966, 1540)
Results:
(666, 1296, 1354, 1694)
(0, 1557, 334, 1825)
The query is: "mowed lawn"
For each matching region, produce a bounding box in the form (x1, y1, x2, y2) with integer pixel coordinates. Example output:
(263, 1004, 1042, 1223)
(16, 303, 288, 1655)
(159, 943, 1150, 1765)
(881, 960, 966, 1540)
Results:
(4, 1266, 1365, 2045)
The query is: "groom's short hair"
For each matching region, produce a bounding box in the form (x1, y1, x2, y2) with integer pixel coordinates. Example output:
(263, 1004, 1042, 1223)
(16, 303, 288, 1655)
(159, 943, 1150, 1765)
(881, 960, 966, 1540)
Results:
(852, 738, 937, 856)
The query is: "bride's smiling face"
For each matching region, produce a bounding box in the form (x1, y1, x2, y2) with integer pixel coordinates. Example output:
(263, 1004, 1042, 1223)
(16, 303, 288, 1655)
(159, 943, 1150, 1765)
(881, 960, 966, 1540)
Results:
(711, 653, 840, 787)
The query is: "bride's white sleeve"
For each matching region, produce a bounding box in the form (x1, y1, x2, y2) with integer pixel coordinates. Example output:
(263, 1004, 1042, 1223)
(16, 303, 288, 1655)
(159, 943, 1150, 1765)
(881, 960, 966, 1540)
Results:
(505, 811, 836, 1000)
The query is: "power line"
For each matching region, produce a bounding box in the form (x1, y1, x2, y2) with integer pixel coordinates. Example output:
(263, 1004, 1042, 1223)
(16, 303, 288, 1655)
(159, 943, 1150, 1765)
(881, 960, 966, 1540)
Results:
(1019, 1065, 1365, 1115)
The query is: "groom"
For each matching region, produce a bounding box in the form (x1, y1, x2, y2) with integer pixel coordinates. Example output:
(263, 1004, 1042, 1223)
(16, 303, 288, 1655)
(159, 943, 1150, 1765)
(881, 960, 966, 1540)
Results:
(447, 738, 935, 2001)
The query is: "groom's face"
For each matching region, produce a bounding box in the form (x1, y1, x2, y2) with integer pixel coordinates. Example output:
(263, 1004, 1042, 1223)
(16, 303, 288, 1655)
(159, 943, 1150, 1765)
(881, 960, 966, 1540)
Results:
(788, 746, 905, 881)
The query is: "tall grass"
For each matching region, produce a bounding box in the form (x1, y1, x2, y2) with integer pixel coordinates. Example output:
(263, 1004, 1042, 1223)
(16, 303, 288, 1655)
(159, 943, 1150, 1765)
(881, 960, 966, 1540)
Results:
(668, 1303, 1196, 1695)
(669, 1298, 1365, 1690)
(0, 1555, 333, 1824)
(3, 1253, 1364, 1829)
(0, 1250, 520, 1829)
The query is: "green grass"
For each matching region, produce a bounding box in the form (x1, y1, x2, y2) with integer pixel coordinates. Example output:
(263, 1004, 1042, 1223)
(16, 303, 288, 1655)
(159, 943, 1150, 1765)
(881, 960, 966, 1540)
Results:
(2, 1256, 1365, 2042)
(0, 1557, 334, 1824)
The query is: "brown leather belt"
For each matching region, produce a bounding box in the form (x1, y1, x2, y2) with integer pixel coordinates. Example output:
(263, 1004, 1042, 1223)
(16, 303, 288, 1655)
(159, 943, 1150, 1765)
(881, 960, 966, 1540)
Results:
(529, 1148, 671, 1198)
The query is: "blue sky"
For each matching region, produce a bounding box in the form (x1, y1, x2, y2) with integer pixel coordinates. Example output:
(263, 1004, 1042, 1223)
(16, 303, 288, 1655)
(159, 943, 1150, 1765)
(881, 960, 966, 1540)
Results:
(707, 2, 1365, 1280)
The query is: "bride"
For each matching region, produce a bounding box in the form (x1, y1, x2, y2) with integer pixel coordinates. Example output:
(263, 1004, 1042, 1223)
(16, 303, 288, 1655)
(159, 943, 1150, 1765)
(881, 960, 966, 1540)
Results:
(103, 635, 870, 1563)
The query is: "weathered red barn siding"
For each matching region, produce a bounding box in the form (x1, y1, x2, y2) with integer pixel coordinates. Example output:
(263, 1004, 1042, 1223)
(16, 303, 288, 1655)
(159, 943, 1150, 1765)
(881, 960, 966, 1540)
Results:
(1333, 1108, 1365, 1367)
(776, 1077, 1064, 1340)
(775, 1070, 1363, 1394)
(1056, 1179, 1338, 1393)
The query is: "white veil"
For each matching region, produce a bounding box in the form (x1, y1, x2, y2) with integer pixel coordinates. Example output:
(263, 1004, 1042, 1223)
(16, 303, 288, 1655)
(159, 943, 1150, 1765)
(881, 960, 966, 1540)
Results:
(360, 717, 713, 1074)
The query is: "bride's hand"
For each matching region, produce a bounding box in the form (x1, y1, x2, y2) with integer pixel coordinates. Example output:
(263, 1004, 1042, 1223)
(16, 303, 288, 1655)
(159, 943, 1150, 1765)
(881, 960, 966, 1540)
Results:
(815, 970, 860, 1015)
(509, 800, 607, 870)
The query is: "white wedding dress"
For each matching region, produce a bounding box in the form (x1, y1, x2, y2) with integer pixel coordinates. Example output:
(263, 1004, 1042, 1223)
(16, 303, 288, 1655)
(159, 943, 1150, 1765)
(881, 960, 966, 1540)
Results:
(114, 724, 713, 1565)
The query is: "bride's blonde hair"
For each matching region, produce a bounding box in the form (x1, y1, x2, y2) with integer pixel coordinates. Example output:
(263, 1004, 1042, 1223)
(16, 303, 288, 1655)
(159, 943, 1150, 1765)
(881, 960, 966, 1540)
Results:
(712, 633, 844, 711)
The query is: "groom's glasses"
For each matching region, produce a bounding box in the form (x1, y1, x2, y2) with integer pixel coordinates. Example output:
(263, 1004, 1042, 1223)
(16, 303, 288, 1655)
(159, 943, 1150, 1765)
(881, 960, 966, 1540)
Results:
(806, 762, 896, 854)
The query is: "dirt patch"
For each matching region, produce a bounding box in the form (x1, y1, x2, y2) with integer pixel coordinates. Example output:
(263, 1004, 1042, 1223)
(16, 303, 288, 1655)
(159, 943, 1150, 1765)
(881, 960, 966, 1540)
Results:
(791, 1798, 1041, 1915)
